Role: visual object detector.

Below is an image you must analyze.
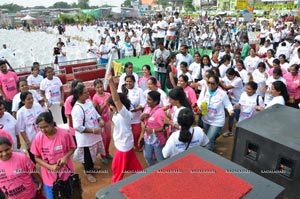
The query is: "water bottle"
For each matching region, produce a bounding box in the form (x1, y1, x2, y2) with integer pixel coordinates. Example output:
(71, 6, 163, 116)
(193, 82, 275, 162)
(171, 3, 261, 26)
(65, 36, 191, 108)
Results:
(201, 101, 207, 115)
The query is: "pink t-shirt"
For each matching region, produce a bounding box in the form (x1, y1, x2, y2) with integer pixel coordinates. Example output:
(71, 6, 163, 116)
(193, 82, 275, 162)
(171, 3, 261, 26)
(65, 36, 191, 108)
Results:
(138, 76, 161, 91)
(64, 95, 75, 136)
(284, 73, 300, 99)
(184, 86, 197, 105)
(0, 152, 36, 199)
(30, 127, 76, 186)
(0, 71, 18, 100)
(267, 67, 287, 76)
(143, 104, 167, 145)
(92, 92, 111, 122)
(0, 129, 13, 145)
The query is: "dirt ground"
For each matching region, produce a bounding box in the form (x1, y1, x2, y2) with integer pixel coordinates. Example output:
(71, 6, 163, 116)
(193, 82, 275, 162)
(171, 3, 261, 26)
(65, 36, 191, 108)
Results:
(77, 127, 234, 199)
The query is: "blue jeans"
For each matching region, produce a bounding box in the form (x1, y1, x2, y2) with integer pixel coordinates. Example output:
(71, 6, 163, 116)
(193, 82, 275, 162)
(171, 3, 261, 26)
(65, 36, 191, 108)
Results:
(228, 109, 240, 129)
(154, 71, 167, 91)
(203, 123, 222, 151)
(44, 184, 54, 199)
(143, 142, 165, 166)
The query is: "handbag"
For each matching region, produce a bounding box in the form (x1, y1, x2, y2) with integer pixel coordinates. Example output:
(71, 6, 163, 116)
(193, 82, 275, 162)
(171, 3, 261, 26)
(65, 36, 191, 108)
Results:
(52, 165, 83, 199)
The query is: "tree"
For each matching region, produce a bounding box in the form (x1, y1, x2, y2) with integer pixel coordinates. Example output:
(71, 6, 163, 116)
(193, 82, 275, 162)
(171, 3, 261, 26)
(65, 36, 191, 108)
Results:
(157, 0, 168, 8)
(78, 0, 90, 9)
(0, 3, 24, 13)
(183, 0, 195, 12)
(121, 0, 133, 7)
(51, 2, 71, 8)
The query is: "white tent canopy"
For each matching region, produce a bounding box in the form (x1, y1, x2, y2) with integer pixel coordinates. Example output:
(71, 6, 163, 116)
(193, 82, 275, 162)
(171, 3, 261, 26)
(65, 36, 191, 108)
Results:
(21, 15, 36, 21)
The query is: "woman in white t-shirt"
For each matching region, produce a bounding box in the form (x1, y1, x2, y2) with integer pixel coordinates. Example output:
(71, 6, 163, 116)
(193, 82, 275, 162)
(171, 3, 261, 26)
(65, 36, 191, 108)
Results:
(219, 68, 243, 136)
(71, 84, 105, 183)
(252, 62, 268, 97)
(279, 54, 290, 71)
(235, 81, 264, 122)
(27, 65, 43, 95)
(264, 67, 286, 105)
(244, 48, 262, 73)
(40, 67, 64, 109)
(107, 74, 143, 183)
(197, 74, 234, 151)
(99, 37, 110, 65)
(162, 108, 209, 158)
(235, 60, 250, 85)
(121, 74, 146, 150)
(257, 81, 289, 110)
(16, 91, 45, 163)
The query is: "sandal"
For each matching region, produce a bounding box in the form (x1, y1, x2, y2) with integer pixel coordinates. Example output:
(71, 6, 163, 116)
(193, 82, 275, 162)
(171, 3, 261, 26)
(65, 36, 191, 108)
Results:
(106, 154, 113, 160)
(101, 158, 109, 165)
(86, 174, 96, 183)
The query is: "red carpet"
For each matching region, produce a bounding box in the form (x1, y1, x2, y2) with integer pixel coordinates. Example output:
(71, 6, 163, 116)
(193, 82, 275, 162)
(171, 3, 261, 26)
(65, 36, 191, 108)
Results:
(120, 154, 252, 199)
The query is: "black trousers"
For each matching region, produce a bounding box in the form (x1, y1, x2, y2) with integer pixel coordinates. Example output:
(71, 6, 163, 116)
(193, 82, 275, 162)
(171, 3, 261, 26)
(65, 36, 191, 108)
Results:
(83, 147, 94, 173)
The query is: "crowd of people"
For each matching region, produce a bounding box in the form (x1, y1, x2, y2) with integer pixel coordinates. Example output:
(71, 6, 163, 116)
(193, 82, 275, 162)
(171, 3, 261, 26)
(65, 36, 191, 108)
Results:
(0, 11, 300, 199)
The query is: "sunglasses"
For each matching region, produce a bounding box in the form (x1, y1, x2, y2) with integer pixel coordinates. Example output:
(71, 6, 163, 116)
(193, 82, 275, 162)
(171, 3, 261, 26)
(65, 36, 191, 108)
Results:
(207, 82, 216, 85)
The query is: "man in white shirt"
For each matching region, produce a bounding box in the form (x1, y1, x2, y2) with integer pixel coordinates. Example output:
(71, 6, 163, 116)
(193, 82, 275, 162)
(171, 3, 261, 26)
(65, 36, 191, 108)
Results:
(154, 14, 168, 48)
(176, 44, 193, 76)
(0, 44, 11, 60)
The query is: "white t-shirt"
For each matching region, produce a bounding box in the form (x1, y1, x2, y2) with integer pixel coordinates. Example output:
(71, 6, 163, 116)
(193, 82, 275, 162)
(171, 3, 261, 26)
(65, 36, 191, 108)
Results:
(99, 44, 109, 59)
(127, 87, 146, 124)
(244, 56, 262, 73)
(156, 20, 168, 38)
(252, 69, 268, 97)
(238, 92, 264, 122)
(236, 69, 249, 85)
(27, 74, 43, 88)
(188, 62, 201, 81)
(56, 47, 67, 65)
(143, 88, 169, 108)
(87, 44, 98, 59)
(40, 76, 63, 103)
(197, 88, 233, 127)
(71, 100, 102, 147)
(0, 112, 18, 150)
(162, 127, 209, 158)
(219, 63, 231, 78)
(112, 105, 133, 152)
(16, 103, 45, 142)
(265, 96, 285, 109)
(222, 76, 244, 105)
(264, 76, 286, 104)
(171, 106, 185, 128)
(12, 90, 42, 113)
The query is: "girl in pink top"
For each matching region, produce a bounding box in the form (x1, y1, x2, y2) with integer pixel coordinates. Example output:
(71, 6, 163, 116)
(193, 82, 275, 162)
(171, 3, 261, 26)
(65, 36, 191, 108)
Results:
(140, 91, 167, 166)
(283, 64, 300, 109)
(138, 65, 161, 91)
(64, 79, 83, 143)
(177, 74, 197, 107)
(0, 136, 42, 199)
(31, 112, 76, 199)
(93, 79, 112, 164)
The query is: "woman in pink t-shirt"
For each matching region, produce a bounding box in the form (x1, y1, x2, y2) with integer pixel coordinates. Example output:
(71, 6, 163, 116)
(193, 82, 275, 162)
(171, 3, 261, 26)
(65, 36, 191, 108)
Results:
(93, 79, 112, 164)
(64, 79, 83, 144)
(283, 64, 300, 109)
(0, 136, 42, 199)
(31, 112, 76, 199)
(177, 74, 197, 107)
(140, 90, 167, 166)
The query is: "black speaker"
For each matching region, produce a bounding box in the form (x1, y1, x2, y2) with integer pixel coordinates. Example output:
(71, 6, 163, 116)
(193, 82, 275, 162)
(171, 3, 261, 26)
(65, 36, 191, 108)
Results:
(232, 104, 300, 199)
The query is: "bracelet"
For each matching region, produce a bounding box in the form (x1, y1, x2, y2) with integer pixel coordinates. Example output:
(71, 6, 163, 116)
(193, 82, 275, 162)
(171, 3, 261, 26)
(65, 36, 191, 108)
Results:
(152, 128, 155, 134)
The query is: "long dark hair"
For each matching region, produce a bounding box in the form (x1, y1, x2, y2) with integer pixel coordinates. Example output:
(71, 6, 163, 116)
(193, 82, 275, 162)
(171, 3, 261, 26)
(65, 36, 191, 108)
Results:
(70, 79, 83, 95)
(36, 112, 54, 125)
(18, 91, 32, 109)
(272, 81, 289, 102)
(178, 108, 194, 143)
(107, 93, 131, 110)
(148, 90, 160, 106)
(71, 84, 85, 107)
(168, 86, 192, 109)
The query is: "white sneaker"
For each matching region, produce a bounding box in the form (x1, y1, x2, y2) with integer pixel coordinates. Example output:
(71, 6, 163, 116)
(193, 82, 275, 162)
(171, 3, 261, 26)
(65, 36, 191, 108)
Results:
(222, 131, 233, 137)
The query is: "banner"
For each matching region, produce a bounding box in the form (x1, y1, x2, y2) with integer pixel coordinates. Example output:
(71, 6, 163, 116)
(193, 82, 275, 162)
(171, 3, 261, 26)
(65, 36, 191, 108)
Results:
(254, 3, 297, 10)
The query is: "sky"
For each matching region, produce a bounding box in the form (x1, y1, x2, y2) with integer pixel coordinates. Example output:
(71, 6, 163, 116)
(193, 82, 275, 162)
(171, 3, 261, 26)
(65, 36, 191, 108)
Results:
(0, 0, 123, 7)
